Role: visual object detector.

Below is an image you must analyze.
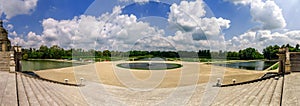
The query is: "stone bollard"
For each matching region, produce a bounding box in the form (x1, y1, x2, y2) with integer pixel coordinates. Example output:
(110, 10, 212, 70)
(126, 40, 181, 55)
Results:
(216, 78, 221, 87)
(274, 76, 279, 80)
(80, 78, 84, 85)
(9, 53, 15, 73)
(232, 79, 236, 84)
(64, 79, 69, 83)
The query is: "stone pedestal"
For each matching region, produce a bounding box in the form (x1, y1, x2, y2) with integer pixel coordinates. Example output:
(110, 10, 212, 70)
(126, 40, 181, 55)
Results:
(9, 52, 15, 73)
(278, 48, 286, 74)
(278, 47, 300, 73)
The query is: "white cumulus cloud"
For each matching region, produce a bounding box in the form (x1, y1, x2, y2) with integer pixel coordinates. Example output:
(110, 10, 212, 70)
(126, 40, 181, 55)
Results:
(167, 0, 229, 51)
(11, 9, 165, 51)
(0, 0, 38, 19)
(225, 0, 286, 30)
(226, 30, 300, 52)
(168, 0, 230, 36)
(223, 0, 251, 5)
(251, 0, 286, 30)
(11, 0, 229, 52)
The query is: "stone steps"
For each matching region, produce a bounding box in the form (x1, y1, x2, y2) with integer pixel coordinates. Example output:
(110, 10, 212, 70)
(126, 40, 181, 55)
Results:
(214, 81, 261, 105)
(212, 77, 282, 106)
(243, 79, 273, 105)
(30, 77, 59, 106)
(212, 80, 263, 105)
(290, 61, 300, 64)
(0, 72, 9, 104)
(0, 52, 12, 71)
(26, 77, 50, 106)
(0, 64, 10, 71)
(229, 80, 265, 105)
(0, 73, 17, 106)
(270, 77, 283, 105)
(34, 76, 66, 105)
(232, 81, 264, 105)
(18, 73, 88, 105)
(39, 77, 77, 105)
(250, 78, 275, 105)
(230, 80, 270, 105)
(48, 81, 87, 105)
(259, 78, 278, 105)
(16, 74, 29, 106)
(21, 75, 41, 105)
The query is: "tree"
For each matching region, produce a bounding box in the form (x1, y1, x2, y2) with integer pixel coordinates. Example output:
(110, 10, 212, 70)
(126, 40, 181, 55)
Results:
(263, 45, 279, 60)
(296, 44, 300, 52)
(22, 53, 29, 60)
(198, 50, 211, 58)
(49, 45, 64, 59)
(239, 47, 263, 60)
(227, 51, 240, 60)
(39, 45, 49, 59)
(103, 50, 111, 57)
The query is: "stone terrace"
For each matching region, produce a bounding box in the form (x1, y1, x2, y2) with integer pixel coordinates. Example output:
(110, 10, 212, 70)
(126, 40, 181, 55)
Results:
(0, 71, 88, 105)
(2, 70, 300, 105)
(212, 77, 282, 105)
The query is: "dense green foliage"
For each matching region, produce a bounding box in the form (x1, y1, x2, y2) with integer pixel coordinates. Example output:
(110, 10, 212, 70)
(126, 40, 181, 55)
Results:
(263, 45, 280, 60)
(22, 44, 300, 61)
(22, 45, 69, 60)
(239, 48, 264, 60)
(226, 48, 264, 60)
(262, 44, 300, 60)
(22, 45, 111, 60)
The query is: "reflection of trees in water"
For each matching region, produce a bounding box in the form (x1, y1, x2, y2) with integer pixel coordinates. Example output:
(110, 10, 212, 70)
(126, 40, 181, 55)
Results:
(214, 61, 277, 71)
(22, 60, 84, 71)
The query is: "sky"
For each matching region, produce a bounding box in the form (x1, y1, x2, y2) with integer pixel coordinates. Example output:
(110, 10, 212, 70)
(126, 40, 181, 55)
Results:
(0, 0, 300, 52)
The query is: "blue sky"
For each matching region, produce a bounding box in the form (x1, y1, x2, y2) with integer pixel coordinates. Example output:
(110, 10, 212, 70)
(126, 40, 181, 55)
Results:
(4, 0, 251, 39)
(1, 0, 300, 51)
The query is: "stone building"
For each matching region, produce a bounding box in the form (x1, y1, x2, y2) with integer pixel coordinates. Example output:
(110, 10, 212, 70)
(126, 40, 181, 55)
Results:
(0, 20, 15, 72)
(0, 20, 11, 51)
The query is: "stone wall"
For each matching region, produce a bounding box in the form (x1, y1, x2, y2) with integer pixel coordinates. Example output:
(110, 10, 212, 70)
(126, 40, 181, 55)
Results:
(0, 51, 15, 72)
(278, 48, 300, 73)
(289, 52, 300, 72)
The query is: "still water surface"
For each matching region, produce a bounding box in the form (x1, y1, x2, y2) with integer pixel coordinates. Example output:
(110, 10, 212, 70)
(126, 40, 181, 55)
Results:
(22, 60, 277, 71)
(22, 60, 84, 71)
(214, 60, 277, 71)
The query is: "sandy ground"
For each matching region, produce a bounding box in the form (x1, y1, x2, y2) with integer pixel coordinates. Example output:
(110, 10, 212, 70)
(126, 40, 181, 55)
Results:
(35, 61, 267, 88)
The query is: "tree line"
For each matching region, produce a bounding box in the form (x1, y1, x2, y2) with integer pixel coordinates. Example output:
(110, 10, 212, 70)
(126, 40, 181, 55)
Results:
(22, 44, 300, 60)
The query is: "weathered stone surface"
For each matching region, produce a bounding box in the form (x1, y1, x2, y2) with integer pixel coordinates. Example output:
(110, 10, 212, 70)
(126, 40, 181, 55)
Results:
(211, 78, 282, 106)
(0, 20, 11, 52)
(283, 73, 300, 105)
(0, 72, 17, 106)
(2, 68, 300, 105)
(18, 73, 88, 105)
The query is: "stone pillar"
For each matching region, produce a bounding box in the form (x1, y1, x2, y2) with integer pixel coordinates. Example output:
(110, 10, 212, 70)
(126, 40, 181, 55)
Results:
(9, 52, 15, 73)
(2, 43, 5, 52)
(277, 48, 286, 74)
(285, 48, 291, 73)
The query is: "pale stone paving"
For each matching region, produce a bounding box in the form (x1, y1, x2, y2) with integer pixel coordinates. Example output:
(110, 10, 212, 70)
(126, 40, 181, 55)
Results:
(283, 73, 300, 106)
(2, 70, 300, 105)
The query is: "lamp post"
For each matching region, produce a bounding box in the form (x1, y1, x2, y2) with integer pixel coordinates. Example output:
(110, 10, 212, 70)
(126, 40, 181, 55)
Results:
(14, 45, 22, 72)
